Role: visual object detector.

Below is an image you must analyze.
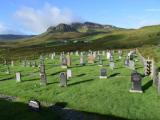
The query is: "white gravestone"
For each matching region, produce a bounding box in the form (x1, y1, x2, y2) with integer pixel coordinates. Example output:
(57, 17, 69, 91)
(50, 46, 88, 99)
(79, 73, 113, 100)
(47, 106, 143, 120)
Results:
(107, 52, 111, 59)
(16, 72, 21, 82)
(67, 69, 72, 79)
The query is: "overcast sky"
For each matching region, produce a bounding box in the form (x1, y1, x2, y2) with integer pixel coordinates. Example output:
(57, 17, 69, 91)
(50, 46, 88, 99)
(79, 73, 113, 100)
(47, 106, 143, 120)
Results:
(0, 0, 160, 34)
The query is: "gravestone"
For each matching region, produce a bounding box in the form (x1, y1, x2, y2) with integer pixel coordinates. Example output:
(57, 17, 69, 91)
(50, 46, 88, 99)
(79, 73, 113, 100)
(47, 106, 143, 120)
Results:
(88, 55, 95, 64)
(119, 56, 122, 60)
(4, 59, 7, 66)
(130, 71, 143, 93)
(98, 58, 103, 66)
(66, 54, 71, 67)
(75, 51, 79, 56)
(59, 72, 67, 87)
(107, 52, 111, 59)
(6, 66, 10, 74)
(32, 61, 37, 67)
(110, 62, 115, 69)
(129, 60, 135, 70)
(39, 56, 47, 85)
(61, 57, 67, 68)
(28, 100, 41, 111)
(67, 69, 72, 79)
(16, 72, 21, 82)
(97, 55, 101, 61)
(11, 60, 14, 67)
(23, 59, 27, 67)
(125, 57, 130, 66)
(93, 52, 97, 58)
(118, 50, 122, 56)
(80, 55, 85, 66)
(99, 68, 107, 79)
(102, 51, 105, 56)
(51, 52, 55, 60)
(109, 55, 114, 62)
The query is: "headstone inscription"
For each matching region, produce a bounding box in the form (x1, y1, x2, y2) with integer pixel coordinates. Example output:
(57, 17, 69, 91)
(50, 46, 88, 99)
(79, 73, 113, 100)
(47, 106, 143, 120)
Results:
(99, 68, 107, 79)
(67, 69, 72, 79)
(130, 71, 143, 93)
(39, 56, 47, 85)
(59, 72, 67, 87)
(16, 72, 21, 82)
(28, 100, 41, 111)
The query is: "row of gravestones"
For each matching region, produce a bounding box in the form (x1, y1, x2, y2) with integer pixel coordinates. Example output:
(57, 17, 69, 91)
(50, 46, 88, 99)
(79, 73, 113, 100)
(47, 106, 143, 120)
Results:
(14, 50, 153, 94)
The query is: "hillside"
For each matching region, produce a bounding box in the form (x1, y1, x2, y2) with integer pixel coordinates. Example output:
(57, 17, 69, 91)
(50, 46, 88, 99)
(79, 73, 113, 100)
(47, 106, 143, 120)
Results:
(0, 23, 160, 60)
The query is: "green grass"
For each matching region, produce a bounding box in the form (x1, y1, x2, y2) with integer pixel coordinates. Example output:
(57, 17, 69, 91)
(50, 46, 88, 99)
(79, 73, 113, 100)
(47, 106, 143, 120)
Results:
(0, 52, 159, 120)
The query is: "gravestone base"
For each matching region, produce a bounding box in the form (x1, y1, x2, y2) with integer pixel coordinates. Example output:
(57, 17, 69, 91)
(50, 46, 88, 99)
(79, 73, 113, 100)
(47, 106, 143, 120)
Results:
(99, 76, 107, 79)
(59, 84, 67, 87)
(61, 65, 67, 68)
(129, 89, 143, 93)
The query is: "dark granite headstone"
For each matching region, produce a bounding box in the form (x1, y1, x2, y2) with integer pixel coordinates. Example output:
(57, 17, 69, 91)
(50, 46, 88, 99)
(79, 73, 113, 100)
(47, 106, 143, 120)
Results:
(130, 71, 143, 93)
(59, 72, 67, 87)
(100, 68, 107, 79)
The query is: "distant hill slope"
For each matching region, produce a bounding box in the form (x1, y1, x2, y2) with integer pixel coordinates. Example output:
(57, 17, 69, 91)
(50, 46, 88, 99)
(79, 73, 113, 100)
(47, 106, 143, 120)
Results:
(0, 34, 35, 41)
(0, 23, 160, 59)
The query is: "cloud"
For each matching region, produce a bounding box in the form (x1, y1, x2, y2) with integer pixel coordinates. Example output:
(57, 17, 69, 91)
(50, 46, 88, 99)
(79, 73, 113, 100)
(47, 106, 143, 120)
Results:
(145, 8, 160, 12)
(14, 3, 81, 34)
(0, 22, 22, 34)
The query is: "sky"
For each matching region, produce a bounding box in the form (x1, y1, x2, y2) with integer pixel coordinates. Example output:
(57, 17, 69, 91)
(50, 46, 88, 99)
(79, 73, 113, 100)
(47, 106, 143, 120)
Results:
(0, 0, 160, 34)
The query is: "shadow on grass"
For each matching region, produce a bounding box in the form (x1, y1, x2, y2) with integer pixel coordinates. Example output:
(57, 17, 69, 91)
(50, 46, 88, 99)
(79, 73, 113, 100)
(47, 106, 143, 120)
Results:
(109, 73, 120, 78)
(22, 78, 39, 82)
(47, 81, 59, 85)
(142, 80, 153, 92)
(50, 71, 64, 76)
(68, 79, 94, 86)
(0, 77, 13, 81)
(51, 102, 131, 120)
(76, 73, 86, 77)
(0, 99, 59, 120)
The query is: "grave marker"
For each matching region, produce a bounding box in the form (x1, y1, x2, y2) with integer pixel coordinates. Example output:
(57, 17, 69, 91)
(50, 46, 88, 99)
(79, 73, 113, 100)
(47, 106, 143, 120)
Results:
(130, 71, 143, 93)
(67, 69, 72, 79)
(59, 72, 67, 87)
(16, 72, 21, 82)
(39, 56, 47, 85)
(99, 68, 107, 79)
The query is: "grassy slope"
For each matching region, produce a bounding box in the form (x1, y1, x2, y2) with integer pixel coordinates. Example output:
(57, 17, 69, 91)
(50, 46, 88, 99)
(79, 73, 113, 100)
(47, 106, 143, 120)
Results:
(0, 25, 160, 62)
(0, 52, 159, 120)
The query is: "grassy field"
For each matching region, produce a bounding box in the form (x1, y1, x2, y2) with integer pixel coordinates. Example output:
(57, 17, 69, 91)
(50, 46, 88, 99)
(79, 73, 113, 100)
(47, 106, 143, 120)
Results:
(0, 51, 159, 120)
